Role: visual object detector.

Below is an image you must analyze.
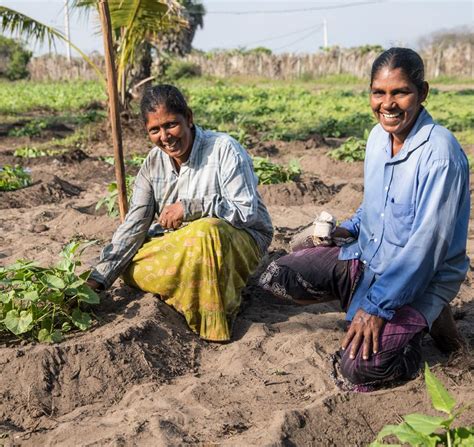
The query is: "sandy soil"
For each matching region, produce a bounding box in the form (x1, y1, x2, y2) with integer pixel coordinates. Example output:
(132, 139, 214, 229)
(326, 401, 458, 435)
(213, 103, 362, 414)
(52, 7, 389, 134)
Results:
(0, 118, 473, 446)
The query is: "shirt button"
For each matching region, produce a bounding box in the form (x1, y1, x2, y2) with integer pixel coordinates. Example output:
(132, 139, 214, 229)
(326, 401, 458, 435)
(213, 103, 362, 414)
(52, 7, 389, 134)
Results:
(385, 186, 389, 191)
(381, 213, 384, 217)
(355, 252, 359, 256)
(374, 238, 378, 242)
(363, 260, 367, 265)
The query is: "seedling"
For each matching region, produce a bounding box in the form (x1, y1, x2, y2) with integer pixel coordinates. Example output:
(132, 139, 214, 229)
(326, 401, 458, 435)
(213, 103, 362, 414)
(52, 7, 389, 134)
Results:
(252, 157, 301, 185)
(0, 165, 32, 191)
(96, 175, 135, 217)
(0, 241, 100, 343)
(371, 363, 473, 447)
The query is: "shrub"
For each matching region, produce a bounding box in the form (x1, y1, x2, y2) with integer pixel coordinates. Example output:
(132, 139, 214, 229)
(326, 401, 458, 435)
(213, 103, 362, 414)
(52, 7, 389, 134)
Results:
(0, 35, 32, 80)
(165, 59, 201, 80)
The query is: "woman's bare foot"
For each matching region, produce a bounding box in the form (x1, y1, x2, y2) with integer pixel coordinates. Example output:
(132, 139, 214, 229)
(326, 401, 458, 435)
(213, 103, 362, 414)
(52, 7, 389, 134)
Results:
(429, 305, 467, 353)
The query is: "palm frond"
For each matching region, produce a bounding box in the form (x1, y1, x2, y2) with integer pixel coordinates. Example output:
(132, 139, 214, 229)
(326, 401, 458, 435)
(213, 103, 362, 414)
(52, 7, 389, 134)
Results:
(109, 0, 188, 91)
(0, 6, 105, 83)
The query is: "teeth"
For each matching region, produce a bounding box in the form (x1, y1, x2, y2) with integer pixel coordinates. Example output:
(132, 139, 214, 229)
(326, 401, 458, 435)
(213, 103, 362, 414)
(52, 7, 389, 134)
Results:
(382, 113, 401, 118)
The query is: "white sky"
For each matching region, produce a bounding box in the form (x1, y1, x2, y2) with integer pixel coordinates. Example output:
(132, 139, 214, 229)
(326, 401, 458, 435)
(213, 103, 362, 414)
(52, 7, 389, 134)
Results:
(1, 0, 473, 56)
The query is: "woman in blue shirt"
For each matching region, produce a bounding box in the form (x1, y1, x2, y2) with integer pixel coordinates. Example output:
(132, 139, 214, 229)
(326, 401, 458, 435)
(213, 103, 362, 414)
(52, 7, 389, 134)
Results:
(259, 48, 470, 389)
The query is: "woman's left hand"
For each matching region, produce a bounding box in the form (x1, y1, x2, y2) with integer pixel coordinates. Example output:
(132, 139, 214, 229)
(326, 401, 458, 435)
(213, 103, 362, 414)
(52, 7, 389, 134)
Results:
(159, 202, 184, 229)
(341, 309, 385, 360)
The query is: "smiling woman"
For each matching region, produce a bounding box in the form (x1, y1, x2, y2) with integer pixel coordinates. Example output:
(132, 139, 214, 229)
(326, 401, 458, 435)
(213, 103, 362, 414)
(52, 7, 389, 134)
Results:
(259, 47, 470, 391)
(87, 84, 273, 341)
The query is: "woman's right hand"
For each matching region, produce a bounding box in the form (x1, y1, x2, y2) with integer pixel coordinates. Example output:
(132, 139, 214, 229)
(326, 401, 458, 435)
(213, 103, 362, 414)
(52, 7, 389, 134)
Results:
(331, 226, 353, 239)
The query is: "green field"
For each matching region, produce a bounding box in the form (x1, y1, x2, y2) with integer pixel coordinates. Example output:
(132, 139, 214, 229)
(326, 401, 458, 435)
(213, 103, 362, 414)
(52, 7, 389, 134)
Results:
(1, 77, 472, 148)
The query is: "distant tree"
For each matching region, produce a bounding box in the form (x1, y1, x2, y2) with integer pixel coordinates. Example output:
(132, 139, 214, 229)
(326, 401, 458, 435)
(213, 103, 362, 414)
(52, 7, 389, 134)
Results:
(130, 0, 205, 88)
(418, 26, 474, 50)
(0, 2, 188, 106)
(0, 35, 32, 80)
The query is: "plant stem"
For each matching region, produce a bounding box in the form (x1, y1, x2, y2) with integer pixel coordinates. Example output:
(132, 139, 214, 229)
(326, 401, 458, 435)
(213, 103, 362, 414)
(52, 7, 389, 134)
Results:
(447, 429, 452, 447)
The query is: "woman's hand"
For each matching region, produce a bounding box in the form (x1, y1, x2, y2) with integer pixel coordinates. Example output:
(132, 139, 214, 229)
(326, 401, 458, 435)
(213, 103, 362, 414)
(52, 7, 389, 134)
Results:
(159, 202, 184, 229)
(331, 226, 353, 239)
(341, 309, 385, 360)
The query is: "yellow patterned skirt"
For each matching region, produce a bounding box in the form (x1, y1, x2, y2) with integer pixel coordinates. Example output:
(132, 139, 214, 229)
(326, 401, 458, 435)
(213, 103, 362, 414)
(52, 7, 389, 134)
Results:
(123, 218, 261, 341)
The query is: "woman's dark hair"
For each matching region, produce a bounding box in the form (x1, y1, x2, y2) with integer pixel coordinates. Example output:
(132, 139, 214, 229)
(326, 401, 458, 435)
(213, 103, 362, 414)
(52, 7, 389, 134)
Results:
(140, 84, 190, 123)
(370, 47, 425, 93)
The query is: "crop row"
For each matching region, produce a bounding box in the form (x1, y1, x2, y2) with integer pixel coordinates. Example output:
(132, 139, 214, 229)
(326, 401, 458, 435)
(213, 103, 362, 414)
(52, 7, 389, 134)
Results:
(1, 79, 472, 146)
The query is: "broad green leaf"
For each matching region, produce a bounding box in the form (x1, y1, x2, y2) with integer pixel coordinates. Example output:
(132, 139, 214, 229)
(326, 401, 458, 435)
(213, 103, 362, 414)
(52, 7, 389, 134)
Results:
(61, 322, 72, 332)
(77, 285, 100, 304)
(425, 363, 456, 414)
(18, 310, 33, 333)
(44, 291, 63, 304)
(403, 413, 446, 435)
(452, 427, 474, 446)
(50, 330, 63, 343)
(44, 274, 65, 290)
(22, 290, 39, 302)
(37, 328, 51, 342)
(71, 308, 92, 331)
(0, 291, 13, 304)
(79, 270, 91, 281)
(3, 309, 32, 335)
(67, 278, 85, 289)
(3, 309, 21, 334)
(377, 422, 433, 446)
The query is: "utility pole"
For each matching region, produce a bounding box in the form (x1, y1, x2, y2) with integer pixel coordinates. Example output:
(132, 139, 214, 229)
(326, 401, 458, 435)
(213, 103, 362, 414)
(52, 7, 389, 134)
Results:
(323, 18, 328, 48)
(64, 0, 71, 62)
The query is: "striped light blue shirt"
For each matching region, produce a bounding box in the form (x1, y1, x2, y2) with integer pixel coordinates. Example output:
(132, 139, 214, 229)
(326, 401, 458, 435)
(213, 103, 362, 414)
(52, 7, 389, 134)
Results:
(339, 108, 470, 327)
(91, 125, 273, 289)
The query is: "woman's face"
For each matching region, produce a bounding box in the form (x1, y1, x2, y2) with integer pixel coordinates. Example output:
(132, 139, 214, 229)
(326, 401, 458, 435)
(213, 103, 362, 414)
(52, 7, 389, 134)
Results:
(145, 105, 194, 166)
(370, 67, 428, 143)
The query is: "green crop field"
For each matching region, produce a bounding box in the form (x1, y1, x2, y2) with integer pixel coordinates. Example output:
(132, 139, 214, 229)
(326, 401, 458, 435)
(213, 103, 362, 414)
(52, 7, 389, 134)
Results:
(1, 77, 472, 148)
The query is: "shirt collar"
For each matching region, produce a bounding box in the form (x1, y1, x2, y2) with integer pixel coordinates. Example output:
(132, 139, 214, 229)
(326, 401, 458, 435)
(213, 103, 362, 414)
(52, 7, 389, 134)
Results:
(389, 108, 436, 161)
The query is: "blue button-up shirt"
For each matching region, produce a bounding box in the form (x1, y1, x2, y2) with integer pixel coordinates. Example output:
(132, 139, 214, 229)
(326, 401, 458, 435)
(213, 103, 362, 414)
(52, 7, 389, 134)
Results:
(339, 108, 470, 327)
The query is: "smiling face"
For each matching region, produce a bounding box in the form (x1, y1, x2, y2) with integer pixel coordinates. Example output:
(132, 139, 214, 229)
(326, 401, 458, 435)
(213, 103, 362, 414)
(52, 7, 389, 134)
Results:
(370, 66, 428, 149)
(145, 105, 194, 166)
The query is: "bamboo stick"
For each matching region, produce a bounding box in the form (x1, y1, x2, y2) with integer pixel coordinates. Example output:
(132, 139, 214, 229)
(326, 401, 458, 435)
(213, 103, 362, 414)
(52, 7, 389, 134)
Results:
(98, 0, 128, 222)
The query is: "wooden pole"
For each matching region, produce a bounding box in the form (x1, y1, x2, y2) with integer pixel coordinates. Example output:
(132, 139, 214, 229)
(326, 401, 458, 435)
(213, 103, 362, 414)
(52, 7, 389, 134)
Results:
(98, 0, 128, 222)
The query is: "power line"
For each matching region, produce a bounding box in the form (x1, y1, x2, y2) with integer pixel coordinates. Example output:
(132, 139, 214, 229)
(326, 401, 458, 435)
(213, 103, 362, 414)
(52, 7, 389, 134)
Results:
(274, 24, 324, 51)
(206, 1, 382, 15)
(239, 23, 324, 47)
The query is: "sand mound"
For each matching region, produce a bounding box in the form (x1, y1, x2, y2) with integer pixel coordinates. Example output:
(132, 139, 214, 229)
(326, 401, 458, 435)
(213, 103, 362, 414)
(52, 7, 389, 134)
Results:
(258, 177, 341, 206)
(0, 288, 201, 435)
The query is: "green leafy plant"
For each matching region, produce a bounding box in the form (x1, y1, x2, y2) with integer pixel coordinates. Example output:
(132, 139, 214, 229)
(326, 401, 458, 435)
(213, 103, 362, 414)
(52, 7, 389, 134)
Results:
(96, 174, 135, 217)
(328, 129, 369, 162)
(0, 241, 100, 343)
(371, 363, 473, 447)
(13, 145, 61, 158)
(252, 157, 301, 185)
(8, 119, 47, 137)
(0, 165, 31, 191)
(100, 154, 146, 168)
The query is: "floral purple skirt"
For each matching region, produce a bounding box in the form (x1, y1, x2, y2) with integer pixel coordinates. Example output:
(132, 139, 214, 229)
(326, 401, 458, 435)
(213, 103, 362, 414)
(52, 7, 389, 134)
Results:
(259, 245, 427, 390)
